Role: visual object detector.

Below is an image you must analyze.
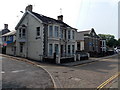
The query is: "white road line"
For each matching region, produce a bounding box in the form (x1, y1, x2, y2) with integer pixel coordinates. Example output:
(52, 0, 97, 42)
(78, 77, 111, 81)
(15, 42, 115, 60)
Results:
(11, 70, 25, 73)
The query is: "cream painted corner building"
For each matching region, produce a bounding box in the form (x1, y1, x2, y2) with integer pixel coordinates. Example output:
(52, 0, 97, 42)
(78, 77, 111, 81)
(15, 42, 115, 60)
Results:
(15, 5, 77, 63)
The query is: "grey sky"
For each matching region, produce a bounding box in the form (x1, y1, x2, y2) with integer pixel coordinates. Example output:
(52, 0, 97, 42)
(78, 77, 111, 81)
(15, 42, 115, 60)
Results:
(0, 0, 119, 39)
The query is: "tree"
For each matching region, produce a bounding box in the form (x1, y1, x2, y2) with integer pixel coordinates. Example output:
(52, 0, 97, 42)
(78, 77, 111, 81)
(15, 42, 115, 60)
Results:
(118, 38, 120, 46)
(98, 34, 118, 48)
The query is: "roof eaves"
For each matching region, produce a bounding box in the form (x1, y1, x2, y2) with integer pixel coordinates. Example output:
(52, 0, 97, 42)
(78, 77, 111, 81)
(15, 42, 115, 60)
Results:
(2, 30, 16, 36)
(15, 12, 28, 30)
(28, 11, 43, 24)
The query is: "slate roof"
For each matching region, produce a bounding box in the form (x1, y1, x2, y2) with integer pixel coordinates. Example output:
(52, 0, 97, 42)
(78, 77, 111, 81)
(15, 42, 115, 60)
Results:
(2, 30, 16, 36)
(77, 28, 100, 40)
(78, 30, 91, 34)
(31, 12, 76, 29)
(0, 29, 10, 35)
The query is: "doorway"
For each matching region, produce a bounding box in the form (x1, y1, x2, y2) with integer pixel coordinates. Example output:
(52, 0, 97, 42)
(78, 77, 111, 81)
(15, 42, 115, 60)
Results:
(61, 45, 64, 57)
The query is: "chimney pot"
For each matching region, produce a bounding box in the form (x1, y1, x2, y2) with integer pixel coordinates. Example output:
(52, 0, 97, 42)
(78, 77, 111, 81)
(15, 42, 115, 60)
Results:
(4, 24, 8, 29)
(25, 5, 33, 12)
(57, 15, 63, 21)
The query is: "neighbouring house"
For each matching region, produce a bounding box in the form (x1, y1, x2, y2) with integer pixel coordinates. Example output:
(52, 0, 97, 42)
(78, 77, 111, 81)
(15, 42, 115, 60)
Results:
(2, 30, 16, 55)
(0, 24, 11, 54)
(76, 28, 101, 57)
(0, 24, 10, 35)
(15, 5, 77, 63)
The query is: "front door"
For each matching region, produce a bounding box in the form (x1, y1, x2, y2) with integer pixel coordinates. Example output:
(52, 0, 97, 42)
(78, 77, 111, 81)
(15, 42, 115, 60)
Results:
(60, 45, 64, 57)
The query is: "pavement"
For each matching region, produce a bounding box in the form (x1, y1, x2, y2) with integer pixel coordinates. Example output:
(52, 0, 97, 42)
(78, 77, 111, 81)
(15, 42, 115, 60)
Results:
(62, 54, 118, 66)
(1, 55, 54, 88)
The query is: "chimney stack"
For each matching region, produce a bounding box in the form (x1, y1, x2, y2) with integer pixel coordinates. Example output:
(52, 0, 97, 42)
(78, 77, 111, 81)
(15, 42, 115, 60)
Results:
(57, 15, 63, 21)
(4, 24, 8, 29)
(25, 5, 33, 12)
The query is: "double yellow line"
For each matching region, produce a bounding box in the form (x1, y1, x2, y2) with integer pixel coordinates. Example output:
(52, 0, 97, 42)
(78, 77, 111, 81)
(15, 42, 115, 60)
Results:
(97, 72, 120, 89)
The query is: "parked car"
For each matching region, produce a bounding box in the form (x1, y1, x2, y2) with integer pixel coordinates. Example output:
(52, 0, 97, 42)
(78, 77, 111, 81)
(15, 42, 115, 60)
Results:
(114, 47, 120, 53)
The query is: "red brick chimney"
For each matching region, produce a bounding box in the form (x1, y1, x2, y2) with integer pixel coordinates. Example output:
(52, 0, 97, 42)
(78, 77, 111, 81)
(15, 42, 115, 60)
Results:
(25, 5, 33, 12)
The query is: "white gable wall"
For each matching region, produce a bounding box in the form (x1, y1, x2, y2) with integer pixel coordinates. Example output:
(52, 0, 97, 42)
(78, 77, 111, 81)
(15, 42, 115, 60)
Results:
(16, 13, 44, 61)
(27, 13, 44, 60)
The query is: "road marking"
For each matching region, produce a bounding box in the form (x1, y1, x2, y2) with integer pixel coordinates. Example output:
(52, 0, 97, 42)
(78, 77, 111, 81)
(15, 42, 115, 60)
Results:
(11, 70, 25, 73)
(97, 72, 120, 90)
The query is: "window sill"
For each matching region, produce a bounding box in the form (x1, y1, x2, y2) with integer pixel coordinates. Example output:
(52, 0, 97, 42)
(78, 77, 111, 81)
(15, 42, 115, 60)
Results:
(36, 36, 41, 39)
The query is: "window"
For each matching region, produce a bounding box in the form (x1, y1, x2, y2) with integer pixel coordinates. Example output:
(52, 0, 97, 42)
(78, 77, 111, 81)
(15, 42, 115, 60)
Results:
(77, 42, 80, 50)
(20, 43, 23, 53)
(72, 45, 75, 54)
(54, 26, 59, 38)
(22, 29, 26, 37)
(36, 27, 40, 36)
(68, 30, 71, 39)
(49, 25, 53, 37)
(72, 31, 75, 39)
(8, 36, 11, 41)
(60, 29, 63, 39)
(4, 37, 6, 41)
(19, 29, 22, 38)
(49, 44, 53, 56)
(55, 44, 59, 55)
(68, 45, 71, 54)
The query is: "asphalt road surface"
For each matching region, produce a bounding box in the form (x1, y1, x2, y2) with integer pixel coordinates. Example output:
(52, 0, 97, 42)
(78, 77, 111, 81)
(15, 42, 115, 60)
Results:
(40, 54, 119, 88)
(1, 56, 54, 89)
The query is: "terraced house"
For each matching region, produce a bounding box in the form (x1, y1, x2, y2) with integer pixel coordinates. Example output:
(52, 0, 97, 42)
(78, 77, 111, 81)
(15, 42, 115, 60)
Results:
(2, 30, 16, 55)
(15, 5, 77, 63)
(76, 28, 101, 56)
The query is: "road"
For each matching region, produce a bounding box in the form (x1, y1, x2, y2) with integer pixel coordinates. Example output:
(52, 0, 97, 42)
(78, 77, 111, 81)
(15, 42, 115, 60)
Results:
(1, 56, 54, 88)
(40, 54, 119, 88)
(1, 54, 119, 89)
